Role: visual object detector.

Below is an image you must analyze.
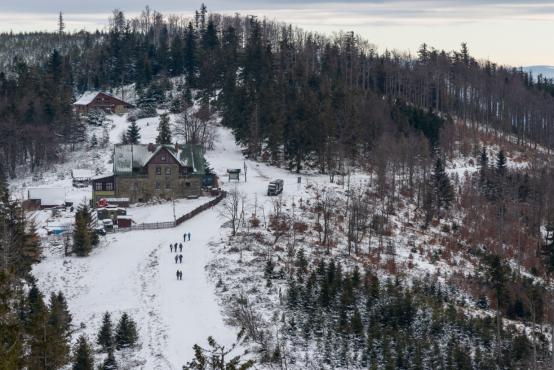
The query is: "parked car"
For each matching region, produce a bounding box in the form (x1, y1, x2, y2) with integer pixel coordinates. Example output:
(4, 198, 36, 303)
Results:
(102, 219, 114, 231)
(267, 179, 284, 196)
(94, 226, 106, 236)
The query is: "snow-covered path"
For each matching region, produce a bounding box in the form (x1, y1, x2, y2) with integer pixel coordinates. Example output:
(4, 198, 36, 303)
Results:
(31, 122, 334, 369)
(33, 206, 235, 369)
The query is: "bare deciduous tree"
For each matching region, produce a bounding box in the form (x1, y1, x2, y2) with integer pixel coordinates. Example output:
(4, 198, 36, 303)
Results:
(174, 103, 216, 150)
(219, 187, 244, 236)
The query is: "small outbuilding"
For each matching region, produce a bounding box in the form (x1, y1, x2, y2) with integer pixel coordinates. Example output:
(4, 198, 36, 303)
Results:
(27, 188, 67, 209)
(72, 169, 93, 188)
(117, 216, 133, 228)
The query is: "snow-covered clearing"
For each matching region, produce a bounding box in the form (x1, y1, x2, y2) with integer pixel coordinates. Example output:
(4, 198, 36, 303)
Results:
(29, 111, 333, 368)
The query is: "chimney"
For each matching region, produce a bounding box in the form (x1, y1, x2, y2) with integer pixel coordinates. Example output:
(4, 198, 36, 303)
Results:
(147, 143, 155, 152)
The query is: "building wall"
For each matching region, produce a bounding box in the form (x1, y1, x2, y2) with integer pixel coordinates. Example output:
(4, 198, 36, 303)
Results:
(115, 175, 202, 202)
(92, 190, 116, 203)
(112, 148, 203, 202)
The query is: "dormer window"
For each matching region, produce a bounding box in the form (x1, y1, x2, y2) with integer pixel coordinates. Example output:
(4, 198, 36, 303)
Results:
(161, 155, 166, 161)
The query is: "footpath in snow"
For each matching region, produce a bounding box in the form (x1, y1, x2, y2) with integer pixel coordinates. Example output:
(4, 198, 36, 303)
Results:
(32, 118, 334, 369)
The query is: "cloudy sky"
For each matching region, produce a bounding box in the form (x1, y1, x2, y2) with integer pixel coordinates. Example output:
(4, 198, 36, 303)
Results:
(1, 1, 552, 67)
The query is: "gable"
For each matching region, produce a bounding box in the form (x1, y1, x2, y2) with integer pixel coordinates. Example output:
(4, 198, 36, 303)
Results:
(144, 147, 181, 167)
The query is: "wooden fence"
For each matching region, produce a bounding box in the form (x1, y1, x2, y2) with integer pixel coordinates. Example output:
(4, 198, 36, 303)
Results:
(111, 191, 226, 233)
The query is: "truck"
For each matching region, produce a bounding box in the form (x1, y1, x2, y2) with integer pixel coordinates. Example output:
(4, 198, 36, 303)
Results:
(267, 179, 284, 196)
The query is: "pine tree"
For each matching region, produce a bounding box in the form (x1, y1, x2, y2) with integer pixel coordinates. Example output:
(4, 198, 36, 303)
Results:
(136, 92, 157, 119)
(483, 254, 508, 361)
(126, 119, 141, 145)
(184, 22, 198, 87)
(115, 312, 138, 349)
(90, 133, 98, 148)
(0, 272, 25, 369)
(26, 285, 50, 370)
(72, 335, 94, 370)
(97, 312, 114, 352)
(155, 113, 172, 145)
(86, 109, 107, 126)
(101, 126, 110, 148)
(432, 156, 454, 215)
(44, 291, 72, 368)
(73, 204, 97, 257)
(496, 149, 507, 177)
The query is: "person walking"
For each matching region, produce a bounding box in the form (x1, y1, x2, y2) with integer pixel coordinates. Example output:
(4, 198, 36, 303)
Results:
(183, 233, 187, 242)
(179, 270, 183, 280)
(176, 270, 180, 280)
(179, 254, 183, 263)
(170, 243, 173, 252)
(188, 233, 191, 241)
(179, 243, 183, 252)
(175, 255, 178, 264)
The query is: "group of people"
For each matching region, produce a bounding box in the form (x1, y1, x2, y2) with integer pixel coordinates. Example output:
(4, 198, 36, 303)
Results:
(172, 232, 191, 280)
(170, 243, 183, 253)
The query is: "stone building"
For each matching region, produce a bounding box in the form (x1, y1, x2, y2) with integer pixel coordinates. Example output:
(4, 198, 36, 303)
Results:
(92, 143, 206, 203)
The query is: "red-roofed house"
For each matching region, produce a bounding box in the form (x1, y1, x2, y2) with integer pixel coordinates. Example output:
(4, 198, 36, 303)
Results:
(74, 92, 134, 115)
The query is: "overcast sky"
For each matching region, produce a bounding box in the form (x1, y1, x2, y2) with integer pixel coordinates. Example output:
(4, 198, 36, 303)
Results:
(1, 1, 552, 67)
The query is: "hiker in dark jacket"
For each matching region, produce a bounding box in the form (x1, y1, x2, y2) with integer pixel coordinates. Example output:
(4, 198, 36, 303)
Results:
(176, 270, 179, 280)
(170, 244, 173, 252)
(179, 243, 183, 252)
(188, 233, 191, 241)
(183, 233, 187, 242)
(179, 254, 183, 263)
(178, 270, 183, 280)
(175, 255, 178, 264)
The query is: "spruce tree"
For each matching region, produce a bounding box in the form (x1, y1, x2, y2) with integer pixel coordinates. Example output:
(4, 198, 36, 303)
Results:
(115, 312, 138, 349)
(126, 119, 141, 145)
(44, 291, 72, 368)
(432, 156, 454, 215)
(72, 335, 94, 370)
(26, 285, 50, 369)
(97, 312, 114, 352)
(155, 113, 172, 145)
(73, 204, 97, 257)
(90, 133, 98, 148)
(496, 149, 507, 177)
(183, 22, 198, 87)
(483, 254, 508, 361)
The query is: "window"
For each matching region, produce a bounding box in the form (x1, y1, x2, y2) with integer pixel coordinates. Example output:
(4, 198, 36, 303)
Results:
(185, 182, 191, 187)
(155, 182, 161, 190)
(156, 167, 161, 175)
(161, 155, 166, 161)
(165, 167, 171, 175)
(133, 182, 138, 191)
(95, 183, 102, 191)
(165, 182, 171, 189)
(106, 183, 113, 191)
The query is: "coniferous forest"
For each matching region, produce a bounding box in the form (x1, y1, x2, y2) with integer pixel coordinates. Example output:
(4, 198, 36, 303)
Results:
(3, 5, 554, 369)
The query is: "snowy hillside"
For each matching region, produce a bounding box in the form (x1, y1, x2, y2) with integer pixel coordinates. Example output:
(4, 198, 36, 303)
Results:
(26, 111, 336, 368)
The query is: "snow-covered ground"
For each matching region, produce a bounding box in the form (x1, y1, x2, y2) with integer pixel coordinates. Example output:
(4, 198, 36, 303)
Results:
(29, 111, 332, 369)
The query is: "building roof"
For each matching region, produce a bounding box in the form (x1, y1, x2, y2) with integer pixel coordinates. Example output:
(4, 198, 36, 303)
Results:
(74, 91, 132, 107)
(28, 188, 66, 206)
(74, 91, 100, 106)
(113, 144, 206, 175)
(72, 169, 94, 179)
